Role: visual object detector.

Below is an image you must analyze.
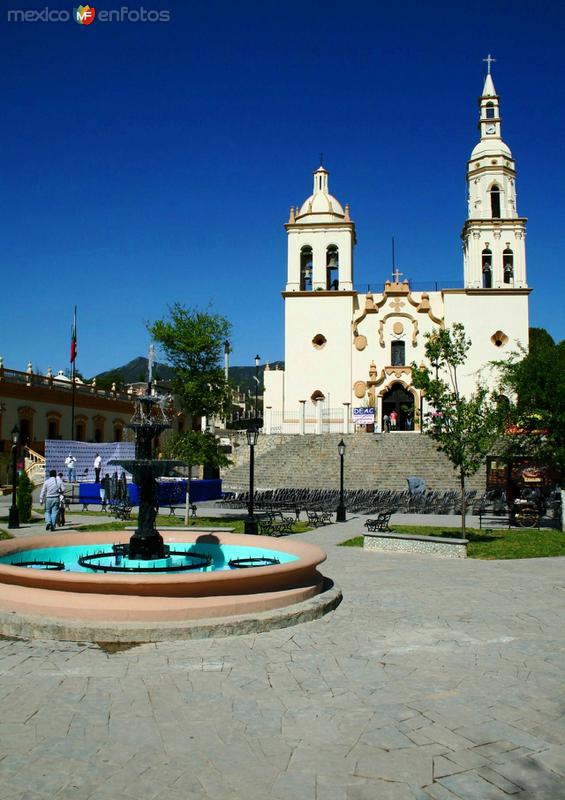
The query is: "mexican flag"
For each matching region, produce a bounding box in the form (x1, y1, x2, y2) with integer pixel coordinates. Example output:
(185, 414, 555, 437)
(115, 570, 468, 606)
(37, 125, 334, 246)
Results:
(70, 307, 77, 363)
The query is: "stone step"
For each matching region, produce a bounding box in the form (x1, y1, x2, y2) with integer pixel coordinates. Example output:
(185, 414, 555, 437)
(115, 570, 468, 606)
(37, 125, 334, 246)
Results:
(222, 433, 486, 492)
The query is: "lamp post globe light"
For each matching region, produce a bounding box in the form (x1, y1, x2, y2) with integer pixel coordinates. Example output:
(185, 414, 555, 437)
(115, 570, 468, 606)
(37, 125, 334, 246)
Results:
(244, 426, 260, 535)
(336, 438, 346, 523)
(8, 424, 20, 530)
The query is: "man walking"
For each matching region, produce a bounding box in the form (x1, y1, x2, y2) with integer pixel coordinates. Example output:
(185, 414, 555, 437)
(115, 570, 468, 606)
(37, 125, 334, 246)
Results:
(40, 469, 63, 531)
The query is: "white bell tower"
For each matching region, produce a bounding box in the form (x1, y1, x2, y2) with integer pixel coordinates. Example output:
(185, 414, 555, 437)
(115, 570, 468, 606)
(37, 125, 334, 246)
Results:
(461, 58, 527, 289)
(285, 165, 356, 292)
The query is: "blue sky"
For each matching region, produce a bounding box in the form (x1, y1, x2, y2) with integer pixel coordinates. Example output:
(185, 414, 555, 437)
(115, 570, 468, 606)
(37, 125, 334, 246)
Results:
(1, 0, 564, 376)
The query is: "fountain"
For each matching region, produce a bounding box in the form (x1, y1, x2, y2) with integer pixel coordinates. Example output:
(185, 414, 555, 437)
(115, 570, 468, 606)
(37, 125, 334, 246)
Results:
(0, 350, 340, 641)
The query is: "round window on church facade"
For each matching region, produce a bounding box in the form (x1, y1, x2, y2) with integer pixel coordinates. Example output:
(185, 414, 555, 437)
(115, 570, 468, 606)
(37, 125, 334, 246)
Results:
(312, 334, 327, 349)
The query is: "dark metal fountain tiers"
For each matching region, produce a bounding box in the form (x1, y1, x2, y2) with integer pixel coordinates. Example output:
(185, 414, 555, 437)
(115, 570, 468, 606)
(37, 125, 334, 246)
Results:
(109, 382, 185, 560)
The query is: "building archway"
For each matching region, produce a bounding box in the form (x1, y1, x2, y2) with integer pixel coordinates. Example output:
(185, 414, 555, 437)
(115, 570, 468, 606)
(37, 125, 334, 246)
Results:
(381, 382, 415, 431)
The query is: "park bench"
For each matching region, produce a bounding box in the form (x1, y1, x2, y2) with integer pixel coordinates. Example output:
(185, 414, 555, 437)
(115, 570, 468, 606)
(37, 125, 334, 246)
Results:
(259, 510, 295, 537)
(365, 512, 393, 533)
(164, 503, 197, 518)
(306, 509, 333, 527)
(109, 500, 133, 521)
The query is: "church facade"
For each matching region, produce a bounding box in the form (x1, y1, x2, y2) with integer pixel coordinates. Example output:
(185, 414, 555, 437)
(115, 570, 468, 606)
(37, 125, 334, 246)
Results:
(263, 69, 530, 434)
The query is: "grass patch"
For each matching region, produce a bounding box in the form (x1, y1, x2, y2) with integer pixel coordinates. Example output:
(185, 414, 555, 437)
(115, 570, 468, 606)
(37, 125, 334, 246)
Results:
(339, 524, 565, 560)
(0, 529, 13, 540)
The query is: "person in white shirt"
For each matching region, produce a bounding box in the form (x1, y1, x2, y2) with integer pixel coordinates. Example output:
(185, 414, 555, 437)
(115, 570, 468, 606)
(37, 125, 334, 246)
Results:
(39, 470, 63, 531)
(65, 453, 76, 482)
(94, 453, 102, 483)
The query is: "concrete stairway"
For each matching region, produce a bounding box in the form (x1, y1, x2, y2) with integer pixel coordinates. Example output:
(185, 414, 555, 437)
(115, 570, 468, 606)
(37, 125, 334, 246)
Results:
(222, 433, 486, 493)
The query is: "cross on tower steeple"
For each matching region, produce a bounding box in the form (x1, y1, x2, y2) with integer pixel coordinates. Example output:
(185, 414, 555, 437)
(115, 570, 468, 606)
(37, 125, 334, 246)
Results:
(483, 53, 496, 74)
(392, 268, 403, 283)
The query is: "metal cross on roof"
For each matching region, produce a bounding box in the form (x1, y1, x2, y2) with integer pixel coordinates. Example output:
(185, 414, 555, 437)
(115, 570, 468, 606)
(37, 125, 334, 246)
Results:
(392, 268, 403, 283)
(483, 54, 496, 74)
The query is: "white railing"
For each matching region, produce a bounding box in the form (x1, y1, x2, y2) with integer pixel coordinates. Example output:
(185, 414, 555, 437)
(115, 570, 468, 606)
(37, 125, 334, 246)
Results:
(24, 446, 46, 483)
(266, 406, 352, 435)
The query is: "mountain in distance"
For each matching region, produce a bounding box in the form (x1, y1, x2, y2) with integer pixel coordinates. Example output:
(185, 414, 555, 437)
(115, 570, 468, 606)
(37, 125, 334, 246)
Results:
(93, 357, 284, 394)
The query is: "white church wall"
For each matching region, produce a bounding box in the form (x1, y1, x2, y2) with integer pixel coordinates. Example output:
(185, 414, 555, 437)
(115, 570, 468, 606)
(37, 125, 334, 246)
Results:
(283, 295, 354, 415)
(263, 368, 284, 416)
(444, 292, 529, 395)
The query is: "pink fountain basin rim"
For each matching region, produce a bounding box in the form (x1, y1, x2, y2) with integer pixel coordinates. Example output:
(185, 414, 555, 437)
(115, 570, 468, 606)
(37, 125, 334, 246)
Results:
(0, 532, 327, 598)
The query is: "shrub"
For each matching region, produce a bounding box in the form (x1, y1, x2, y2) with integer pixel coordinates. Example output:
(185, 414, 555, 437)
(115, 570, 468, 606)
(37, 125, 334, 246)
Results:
(16, 471, 34, 523)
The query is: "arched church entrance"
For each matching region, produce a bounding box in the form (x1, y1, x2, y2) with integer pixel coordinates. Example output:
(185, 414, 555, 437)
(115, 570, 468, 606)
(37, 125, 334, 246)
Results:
(382, 382, 415, 431)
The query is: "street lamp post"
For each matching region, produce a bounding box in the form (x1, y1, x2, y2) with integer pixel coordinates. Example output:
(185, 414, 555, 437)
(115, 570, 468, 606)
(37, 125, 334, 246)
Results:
(244, 427, 260, 535)
(336, 438, 346, 522)
(8, 425, 20, 529)
(254, 354, 260, 425)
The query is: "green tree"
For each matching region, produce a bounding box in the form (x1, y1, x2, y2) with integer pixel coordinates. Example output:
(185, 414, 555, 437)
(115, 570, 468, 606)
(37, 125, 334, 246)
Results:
(412, 323, 505, 535)
(16, 471, 34, 523)
(497, 328, 565, 484)
(148, 303, 232, 419)
(162, 431, 231, 523)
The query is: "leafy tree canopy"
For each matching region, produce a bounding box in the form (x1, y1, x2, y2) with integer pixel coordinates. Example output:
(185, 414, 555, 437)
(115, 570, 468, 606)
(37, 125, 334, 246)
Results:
(163, 431, 230, 471)
(497, 327, 565, 482)
(148, 303, 232, 419)
(412, 323, 506, 533)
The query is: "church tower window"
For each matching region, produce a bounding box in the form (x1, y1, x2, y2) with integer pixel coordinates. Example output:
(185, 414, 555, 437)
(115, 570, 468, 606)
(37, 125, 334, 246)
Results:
(482, 248, 492, 288)
(300, 246, 313, 291)
(326, 246, 339, 290)
(391, 341, 405, 366)
(503, 247, 514, 284)
(490, 185, 501, 218)
(485, 102, 495, 119)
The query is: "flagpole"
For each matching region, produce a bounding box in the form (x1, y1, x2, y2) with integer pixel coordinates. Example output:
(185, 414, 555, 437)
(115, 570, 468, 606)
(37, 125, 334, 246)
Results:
(70, 306, 77, 440)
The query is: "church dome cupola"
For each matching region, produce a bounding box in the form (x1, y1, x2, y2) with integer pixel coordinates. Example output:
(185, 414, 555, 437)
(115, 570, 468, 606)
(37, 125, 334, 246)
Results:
(295, 165, 346, 224)
(285, 163, 356, 292)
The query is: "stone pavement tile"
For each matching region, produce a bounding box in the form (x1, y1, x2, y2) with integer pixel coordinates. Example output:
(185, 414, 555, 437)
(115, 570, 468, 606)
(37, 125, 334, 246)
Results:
(272, 769, 316, 800)
(444, 747, 489, 771)
(354, 747, 433, 787)
(153, 790, 207, 800)
(359, 724, 416, 750)
(478, 766, 522, 794)
(316, 774, 382, 800)
(419, 785, 464, 800)
(412, 724, 475, 751)
(432, 756, 461, 779)
(438, 772, 514, 799)
(471, 740, 522, 759)
(346, 780, 420, 799)
(287, 742, 358, 776)
(489, 746, 536, 765)
(529, 744, 565, 779)
(480, 755, 565, 799)
(454, 720, 550, 750)
(527, 719, 565, 745)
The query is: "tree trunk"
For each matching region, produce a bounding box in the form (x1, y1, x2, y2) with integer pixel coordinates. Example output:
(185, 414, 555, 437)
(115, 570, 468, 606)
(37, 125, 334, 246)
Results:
(184, 464, 192, 525)
(460, 470, 466, 537)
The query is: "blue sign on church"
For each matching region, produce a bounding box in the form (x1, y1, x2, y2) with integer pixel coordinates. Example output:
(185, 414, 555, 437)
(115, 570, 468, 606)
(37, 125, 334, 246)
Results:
(352, 407, 375, 425)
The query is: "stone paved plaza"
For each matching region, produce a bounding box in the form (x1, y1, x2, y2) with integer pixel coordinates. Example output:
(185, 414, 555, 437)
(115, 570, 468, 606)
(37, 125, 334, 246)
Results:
(1, 517, 565, 799)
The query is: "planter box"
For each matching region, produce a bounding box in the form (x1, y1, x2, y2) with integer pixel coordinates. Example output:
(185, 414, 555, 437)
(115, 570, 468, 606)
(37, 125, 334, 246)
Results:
(364, 531, 468, 559)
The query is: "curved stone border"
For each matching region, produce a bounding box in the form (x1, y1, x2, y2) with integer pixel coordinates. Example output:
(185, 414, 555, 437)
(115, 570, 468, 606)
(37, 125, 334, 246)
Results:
(0, 579, 342, 643)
